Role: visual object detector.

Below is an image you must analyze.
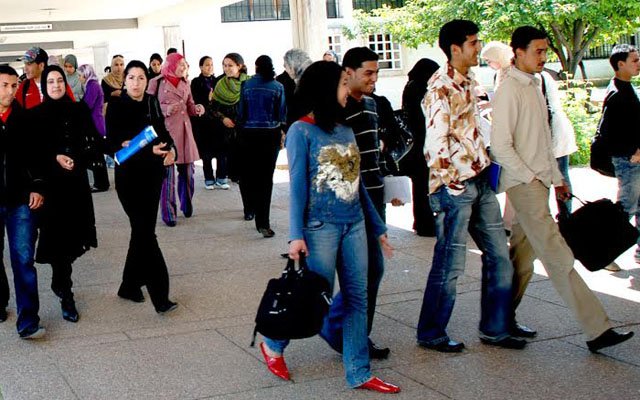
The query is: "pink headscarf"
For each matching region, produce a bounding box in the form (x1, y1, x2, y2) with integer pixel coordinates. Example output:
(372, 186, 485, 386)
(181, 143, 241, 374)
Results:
(161, 53, 184, 87)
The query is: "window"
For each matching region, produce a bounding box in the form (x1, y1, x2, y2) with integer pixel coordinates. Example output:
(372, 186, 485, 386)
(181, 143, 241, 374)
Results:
(326, 0, 342, 18)
(222, 0, 290, 23)
(368, 33, 401, 69)
(353, 0, 404, 12)
(583, 32, 639, 60)
(328, 33, 343, 61)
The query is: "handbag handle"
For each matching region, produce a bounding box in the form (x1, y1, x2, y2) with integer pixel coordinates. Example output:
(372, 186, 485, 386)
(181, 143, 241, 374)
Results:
(283, 252, 308, 276)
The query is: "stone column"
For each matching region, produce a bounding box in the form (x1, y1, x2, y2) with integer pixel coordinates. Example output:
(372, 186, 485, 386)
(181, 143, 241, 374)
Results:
(290, 0, 328, 61)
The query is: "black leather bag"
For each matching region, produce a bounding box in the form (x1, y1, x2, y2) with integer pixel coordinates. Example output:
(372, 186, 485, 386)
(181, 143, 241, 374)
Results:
(380, 110, 414, 176)
(558, 195, 638, 271)
(250, 254, 332, 346)
(590, 95, 615, 177)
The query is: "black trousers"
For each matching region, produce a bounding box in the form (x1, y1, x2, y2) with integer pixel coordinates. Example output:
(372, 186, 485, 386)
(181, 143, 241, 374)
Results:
(89, 161, 110, 190)
(401, 148, 436, 235)
(238, 128, 281, 230)
(116, 166, 170, 309)
(51, 261, 73, 298)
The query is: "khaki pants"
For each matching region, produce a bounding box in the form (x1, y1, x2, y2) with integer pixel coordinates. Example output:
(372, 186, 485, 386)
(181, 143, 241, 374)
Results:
(507, 180, 610, 340)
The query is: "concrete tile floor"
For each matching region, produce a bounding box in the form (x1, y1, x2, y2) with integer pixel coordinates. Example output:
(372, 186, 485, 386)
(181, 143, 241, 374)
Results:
(0, 165, 638, 399)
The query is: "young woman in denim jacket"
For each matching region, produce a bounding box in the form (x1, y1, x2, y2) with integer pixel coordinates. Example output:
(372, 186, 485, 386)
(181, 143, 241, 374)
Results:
(258, 61, 400, 394)
(237, 55, 286, 238)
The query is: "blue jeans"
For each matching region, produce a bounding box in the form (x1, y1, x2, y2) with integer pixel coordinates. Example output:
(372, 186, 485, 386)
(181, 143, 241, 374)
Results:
(612, 156, 640, 253)
(321, 190, 385, 348)
(556, 155, 573, 213)
(0, 204, 40, 334)
(263, 219, 371, 388)
(417, 174, 514, 344)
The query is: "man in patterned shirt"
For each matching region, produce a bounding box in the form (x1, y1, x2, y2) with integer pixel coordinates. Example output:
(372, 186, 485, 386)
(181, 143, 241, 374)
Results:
(416, 20, 526, 352)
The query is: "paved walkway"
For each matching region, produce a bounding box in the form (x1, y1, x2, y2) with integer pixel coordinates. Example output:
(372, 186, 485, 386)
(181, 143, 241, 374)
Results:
(0, 165, 639, 400)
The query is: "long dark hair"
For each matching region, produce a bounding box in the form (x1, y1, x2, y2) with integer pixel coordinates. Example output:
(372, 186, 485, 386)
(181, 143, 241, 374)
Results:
(41, 65, 71, 102)
(296, 61, 344, 132)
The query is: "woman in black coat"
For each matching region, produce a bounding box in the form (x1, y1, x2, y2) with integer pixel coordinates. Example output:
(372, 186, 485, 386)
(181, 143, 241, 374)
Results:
(106, 60, 178, 314)
(35, 65, 100, 323)
(400, 58, 439, 237)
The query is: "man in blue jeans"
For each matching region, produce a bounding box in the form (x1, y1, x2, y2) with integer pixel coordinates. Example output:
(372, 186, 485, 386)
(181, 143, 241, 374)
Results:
(320, 47, 391, 360)
(417, 20, 526, 352)
(0, 65, 46, 339)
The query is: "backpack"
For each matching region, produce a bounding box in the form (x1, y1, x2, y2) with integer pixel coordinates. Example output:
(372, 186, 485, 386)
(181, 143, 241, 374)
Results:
(250, 254, 332, 346)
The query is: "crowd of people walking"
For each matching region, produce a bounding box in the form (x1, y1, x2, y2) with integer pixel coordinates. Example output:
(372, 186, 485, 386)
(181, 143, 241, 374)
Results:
(0, 18, 638, 393)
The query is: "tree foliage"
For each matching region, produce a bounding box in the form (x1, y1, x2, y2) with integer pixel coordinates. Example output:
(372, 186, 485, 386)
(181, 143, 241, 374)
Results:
(346, 0, 640, 77)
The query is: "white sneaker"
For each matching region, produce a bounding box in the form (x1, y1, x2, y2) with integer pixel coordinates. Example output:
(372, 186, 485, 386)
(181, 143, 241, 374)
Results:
(205, 184, 215, 190)
(215, 182, 230, 190)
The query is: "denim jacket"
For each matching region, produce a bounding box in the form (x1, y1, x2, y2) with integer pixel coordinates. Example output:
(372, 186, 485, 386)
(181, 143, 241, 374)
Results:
(286, 120, 387, 241)
(237, 75, 286, 129)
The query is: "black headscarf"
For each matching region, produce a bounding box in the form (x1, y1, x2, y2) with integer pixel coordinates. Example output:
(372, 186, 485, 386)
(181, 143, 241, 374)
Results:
(407, 58, 440, 84)
(41, 65, 73, 103)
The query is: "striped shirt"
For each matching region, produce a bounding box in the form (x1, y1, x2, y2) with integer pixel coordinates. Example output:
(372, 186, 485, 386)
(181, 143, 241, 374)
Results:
(344, 96, 385, 200)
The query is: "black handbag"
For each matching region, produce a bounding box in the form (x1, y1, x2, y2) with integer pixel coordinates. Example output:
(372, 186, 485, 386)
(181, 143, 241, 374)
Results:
(590, 94, 615, 177)
(380, 110, 414, 176)
(250, 254, 332, 346)
(558, 195, 638, 271)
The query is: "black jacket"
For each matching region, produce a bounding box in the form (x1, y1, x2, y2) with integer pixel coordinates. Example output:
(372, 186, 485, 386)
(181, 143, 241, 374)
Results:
(600, 78, 640, 157)
(0, 100, 45, 208)
(106, 92, 175, 174)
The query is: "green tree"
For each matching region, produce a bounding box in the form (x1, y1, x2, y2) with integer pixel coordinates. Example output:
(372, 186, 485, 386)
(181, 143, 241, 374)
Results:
(347, 0, 640, 78)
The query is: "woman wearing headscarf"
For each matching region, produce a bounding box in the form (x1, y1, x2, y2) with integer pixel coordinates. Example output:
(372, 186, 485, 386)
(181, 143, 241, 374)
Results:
(211, 53, 248, 189)
(63, 54, 84, 101)
(148, 53, 163, 80)
(401, 58, 439, 237)
(33, 65, 101, 323)
(147, 52, 204, 227)
(106, 60, 178, 313)
(237, 55, 286, 238)
(101, 55, 125, 102)
(78, 64, 110, 192)
(277, 49, 312, 131)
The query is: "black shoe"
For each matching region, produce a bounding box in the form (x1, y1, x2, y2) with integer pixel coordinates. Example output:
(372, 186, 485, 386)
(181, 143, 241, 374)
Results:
(418, 339, 465, 353)
(480, 336, 527, 349)
(510, 323, 537, 338)
(416, 228, 436, 237)
(61, 297, 79, 323)
(244, 212, 255, 221)
(280, 253, 289, 259)
(369, 341, 390, 359)
(19, 325, 46, 339)
(164, 220, 176, 227)
(258, 228, 275, 238)
(90, 186, 109, 193)
(156, 301, 178, 314)
(587, 328, 634, 353)
(0, 307, 7, 322)
(117, 287, 145, 303)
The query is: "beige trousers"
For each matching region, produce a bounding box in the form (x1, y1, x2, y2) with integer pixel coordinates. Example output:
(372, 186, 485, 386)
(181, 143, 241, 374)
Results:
(507, 180, 611, 340)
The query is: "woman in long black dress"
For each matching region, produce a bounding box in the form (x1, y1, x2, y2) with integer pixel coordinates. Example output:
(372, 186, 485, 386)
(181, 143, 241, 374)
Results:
(105, 60, 178, 314)
(400, 58, 439, 237)
(35, 65, 100, 323)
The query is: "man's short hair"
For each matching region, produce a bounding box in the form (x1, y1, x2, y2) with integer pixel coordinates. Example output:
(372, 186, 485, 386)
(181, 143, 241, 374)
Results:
(438, 20, 479, 61)
(510, 26, 548, 55)
(0, 65, 18, 77)
(610, 44, 637, 71)
(342, 47, 378, 70)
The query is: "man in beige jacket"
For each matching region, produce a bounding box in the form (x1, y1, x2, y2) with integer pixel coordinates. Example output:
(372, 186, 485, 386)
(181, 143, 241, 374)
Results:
(491, 26, 633, 352)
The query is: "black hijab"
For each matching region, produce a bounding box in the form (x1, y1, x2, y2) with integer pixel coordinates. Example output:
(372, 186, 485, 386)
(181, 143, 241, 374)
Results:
(41, 65, 73, 103)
